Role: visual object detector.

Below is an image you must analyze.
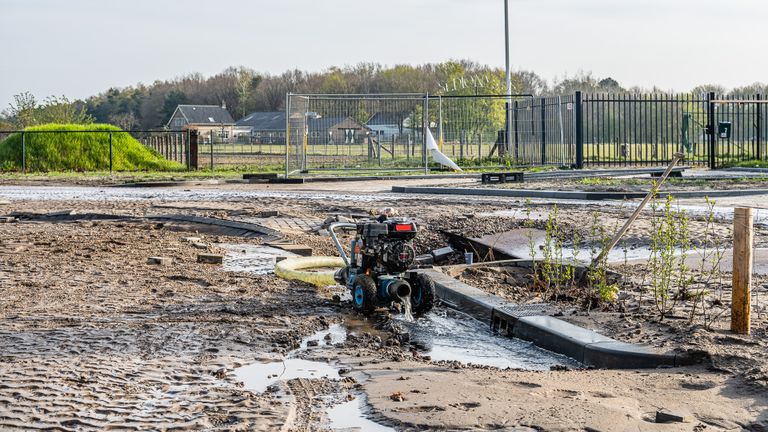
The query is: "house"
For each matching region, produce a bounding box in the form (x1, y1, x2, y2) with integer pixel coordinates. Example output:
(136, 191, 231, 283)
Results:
(307, 116, 371, 145)
(236, 111, 370, 145)
(366, 111, 412, 139)
(235, 111, 286, 144)
(166, 104, 235, 143)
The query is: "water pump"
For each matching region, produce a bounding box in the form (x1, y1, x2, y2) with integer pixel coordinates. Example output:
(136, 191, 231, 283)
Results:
(330, 216, 435, 316)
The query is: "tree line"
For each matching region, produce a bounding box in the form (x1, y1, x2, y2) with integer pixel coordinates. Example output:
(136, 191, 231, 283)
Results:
(2, 60, 768, 130)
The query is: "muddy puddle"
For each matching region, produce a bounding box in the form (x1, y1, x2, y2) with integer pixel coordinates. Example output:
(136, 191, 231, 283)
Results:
(472, 228, 661, 264)
(326, 393, 394, 432)
(481, 202, 768, 228)
(402, 309, 580, 370)
(234, 324, 347, 393)
(218, 243, 296, 274)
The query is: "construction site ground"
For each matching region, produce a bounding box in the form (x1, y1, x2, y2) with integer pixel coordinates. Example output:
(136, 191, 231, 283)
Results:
(1, 171, 767, 431)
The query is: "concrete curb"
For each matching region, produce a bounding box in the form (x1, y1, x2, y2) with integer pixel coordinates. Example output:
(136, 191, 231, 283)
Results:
(725, 167, 768, 173)
(393, 185, 768, 200)
(114, 180, 225, 187)
(419, 268, 702, 369)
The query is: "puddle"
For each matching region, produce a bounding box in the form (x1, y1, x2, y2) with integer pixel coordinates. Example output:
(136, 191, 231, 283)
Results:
(234, 359, 340, 393)
(234, 324, 347, 393)
(403, 309, 580, 370)
(300, 323, 347, 349)
(218, 243, 296, 274)
(326, 393, 394, 432)
(472, 229, 659, 264)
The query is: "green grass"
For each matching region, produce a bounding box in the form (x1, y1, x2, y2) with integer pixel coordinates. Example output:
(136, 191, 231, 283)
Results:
(0, 124, 185, 172)
(721, 159, 768, 169)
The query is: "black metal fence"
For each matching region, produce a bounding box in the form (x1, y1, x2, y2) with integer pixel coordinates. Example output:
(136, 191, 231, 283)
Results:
(510, 92, 768, 168)
(2, 92, 766, 173)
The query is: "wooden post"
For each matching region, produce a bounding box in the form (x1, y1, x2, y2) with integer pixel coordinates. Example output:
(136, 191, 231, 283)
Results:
(731, 207, 753, 334)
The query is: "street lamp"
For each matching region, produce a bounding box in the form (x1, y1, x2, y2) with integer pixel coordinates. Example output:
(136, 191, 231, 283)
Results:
(504, 0, 512, 155)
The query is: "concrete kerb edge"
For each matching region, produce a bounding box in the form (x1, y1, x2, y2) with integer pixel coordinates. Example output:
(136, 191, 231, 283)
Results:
(393, 185, 768, 200)
(418, 268, 700, 369)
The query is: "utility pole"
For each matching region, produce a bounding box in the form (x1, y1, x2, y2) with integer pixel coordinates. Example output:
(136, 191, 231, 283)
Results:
(504, 0, 513, 156)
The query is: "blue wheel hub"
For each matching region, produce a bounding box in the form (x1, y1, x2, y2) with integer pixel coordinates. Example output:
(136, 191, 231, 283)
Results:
(412, 286, 422, 305)
(354, 286, 364, 306)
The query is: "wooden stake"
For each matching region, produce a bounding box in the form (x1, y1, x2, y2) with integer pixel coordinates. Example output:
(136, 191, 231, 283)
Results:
(731, 207, 753, 335)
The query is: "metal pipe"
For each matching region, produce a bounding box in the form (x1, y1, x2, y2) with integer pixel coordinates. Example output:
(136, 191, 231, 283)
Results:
(328, 222, 357, 266)
(590, 152, 684, 268)
(387, 280, 411, 300)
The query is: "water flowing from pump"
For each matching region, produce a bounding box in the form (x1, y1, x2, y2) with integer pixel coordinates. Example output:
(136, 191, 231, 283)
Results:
(399, 294, 414, 322)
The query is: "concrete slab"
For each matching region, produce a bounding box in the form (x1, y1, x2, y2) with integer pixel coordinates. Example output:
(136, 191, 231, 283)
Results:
(197, 253, 223, 264)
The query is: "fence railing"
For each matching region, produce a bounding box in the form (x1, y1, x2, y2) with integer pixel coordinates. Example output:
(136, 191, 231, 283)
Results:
(2, 92, 766, 174)
(286, 92, 768, 174)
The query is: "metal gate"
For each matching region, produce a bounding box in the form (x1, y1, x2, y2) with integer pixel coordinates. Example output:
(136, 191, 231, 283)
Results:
(285, 93, 534, 175)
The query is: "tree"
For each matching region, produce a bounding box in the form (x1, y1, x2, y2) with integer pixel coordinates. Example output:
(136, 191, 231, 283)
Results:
(6, 92, 39, 128)
(598, 77, 622, 92)
(161, 89, 188, 123)
(38, 96, 94, 125)
(690, 84, 727, 96)
(108, 112, 138, 130)
(235, 67, 261, 118)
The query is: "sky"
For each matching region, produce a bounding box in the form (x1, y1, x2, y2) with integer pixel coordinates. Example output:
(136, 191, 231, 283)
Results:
(1, 0, 767, 108)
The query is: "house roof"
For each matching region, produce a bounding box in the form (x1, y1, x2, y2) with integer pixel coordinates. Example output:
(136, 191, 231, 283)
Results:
(236, 111, 285, 130)
(237, 112, 369, 131)
(367, 111, 410, 125)
(308, 116, 361, 130)
(173, 105, 234, 125)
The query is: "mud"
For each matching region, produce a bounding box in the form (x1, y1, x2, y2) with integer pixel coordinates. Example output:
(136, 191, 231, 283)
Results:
(1, 181, 767, 430)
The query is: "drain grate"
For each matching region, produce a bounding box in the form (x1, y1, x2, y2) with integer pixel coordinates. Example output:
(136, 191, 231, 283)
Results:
(495, 303, 550, 318)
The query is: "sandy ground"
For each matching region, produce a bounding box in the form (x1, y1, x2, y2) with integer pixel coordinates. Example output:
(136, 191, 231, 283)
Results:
(1, 180, 768, 431)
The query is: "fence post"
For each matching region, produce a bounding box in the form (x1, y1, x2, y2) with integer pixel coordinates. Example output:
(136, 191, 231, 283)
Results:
(477, 133, 481, 162)
(21, 131, 26, 173)
(756, 94, 762, 161)
(285, 92, 291, 177)
(186, 130, 192, 170)
(707, 91, 716, 169)
(210, 130, 214, 171)
(109, 131, 113, 173)
(513, 100, 519, 162)
(189, 130, 199, 170)
(731, 207, 753, 335)
(540, 97, 546, 165)
(575, 91, 584, 169)
(377, 132, 382, 166)
(423, 94, 429, 174)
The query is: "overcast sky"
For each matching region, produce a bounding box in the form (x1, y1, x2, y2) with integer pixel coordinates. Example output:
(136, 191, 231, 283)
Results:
(1, 0, 766, 108)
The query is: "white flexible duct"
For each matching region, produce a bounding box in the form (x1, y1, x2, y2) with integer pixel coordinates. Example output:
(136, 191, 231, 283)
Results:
(274, 256, 346, 287)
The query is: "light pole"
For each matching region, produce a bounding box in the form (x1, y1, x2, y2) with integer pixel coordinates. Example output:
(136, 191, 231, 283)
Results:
(504, 0, 512, 156)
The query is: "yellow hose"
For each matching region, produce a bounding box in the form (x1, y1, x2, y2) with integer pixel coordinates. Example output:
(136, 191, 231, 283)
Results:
(274, 256, 346, 287)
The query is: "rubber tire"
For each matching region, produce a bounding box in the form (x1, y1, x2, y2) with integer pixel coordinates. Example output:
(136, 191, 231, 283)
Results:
(411, 273, 435, 315)
(351, 274, 378, 316)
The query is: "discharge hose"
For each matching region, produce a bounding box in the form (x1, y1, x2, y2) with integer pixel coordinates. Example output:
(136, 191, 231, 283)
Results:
(274, 256, 346, 287)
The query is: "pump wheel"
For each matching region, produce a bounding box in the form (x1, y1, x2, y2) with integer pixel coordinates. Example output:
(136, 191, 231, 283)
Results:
(351, 274, 378, 316)
(410, 273, 435, 315)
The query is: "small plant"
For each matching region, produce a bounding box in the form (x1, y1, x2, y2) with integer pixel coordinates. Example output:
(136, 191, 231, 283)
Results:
(524, 199, 538, 274)
(649, 193, 693, 319)
(689, 196, 727, 328)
